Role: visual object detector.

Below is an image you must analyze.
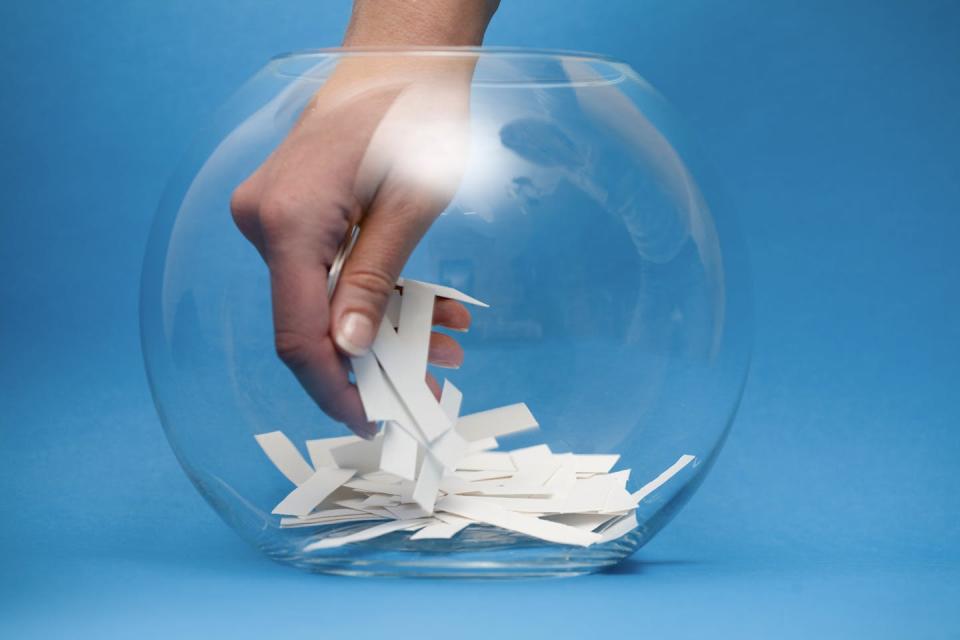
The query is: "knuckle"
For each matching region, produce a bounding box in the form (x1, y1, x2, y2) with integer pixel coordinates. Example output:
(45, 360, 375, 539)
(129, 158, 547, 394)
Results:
(273, 330, 318, 371)
(257, 193, 303, 238)
(341, 266, 397, 308)
(258, 190, 358, 252)
(229, 181, 258, 226)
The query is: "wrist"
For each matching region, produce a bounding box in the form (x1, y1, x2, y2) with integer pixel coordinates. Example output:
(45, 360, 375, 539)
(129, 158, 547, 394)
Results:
(343, 0, 499, 47)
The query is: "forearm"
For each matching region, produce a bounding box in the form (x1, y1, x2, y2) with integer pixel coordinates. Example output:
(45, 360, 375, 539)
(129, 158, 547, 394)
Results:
(343, 0, 499, 47)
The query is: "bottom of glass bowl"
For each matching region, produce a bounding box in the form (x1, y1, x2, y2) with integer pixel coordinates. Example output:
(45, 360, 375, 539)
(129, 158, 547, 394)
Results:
(258, 523, 647, 578)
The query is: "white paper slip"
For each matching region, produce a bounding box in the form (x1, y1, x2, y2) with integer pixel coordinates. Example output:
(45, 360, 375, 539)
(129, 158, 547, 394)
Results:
(439, 379, 463, 422)
(410, 517, 472, 540)
(343, 478, 410, 496)
(305, 435, 361, 469)
(510, 444, 553, 467)
(384, 289, 402, 328)
(453, 469, 515, 482)
(385, 503, 431, 520)
(361, 494, 399, 507)
(512, 462, 562, 488)
(597, 512, 639, 543)
(333, 499, 397, 518)
(255, 431, 315, 486)
(466, 437, 498, 452)
(430, 428, 469, 470)
(456, 403, 539, 442)
(280, 515, 385, 528)
(329, 437, 384, 473)
(631, 454, 696, 504)
(304, 518, 431, 550)
(396, 279, 435, 374)
(456, 452, 517, 472)
(411, 453, 444, 513)
(438, 496, 601, 547)
(571, 454, 621, 474)
(350, 352, 399, 423)
(562, 475, 616, 513)
(544, 513, 620, 531)
(272, 468, 357, 517)
(379, 422, 419, 481)
(371, 319, 452, 442)
(397, 278, 489, 308)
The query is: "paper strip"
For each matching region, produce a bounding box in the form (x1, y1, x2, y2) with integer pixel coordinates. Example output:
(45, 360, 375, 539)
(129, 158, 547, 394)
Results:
(571, 454, 621, 474)
(438, 495, 601, 547)
(456, 452, 517, 471)
(272, 468, 356, 516)
(466, 437, 499, 452)
(411, 452, 444, 513)
(305, 435, 361, 469)
(371, 319, 452, 442)
(598, 512, 639, 543)
(456, 403, 539, 442)
(385, 289, 402, 328)
(396, 279, 435, 374)
(397, 278, 489, 308)
(329, 437, 384, 473)
(410, 517, 472, 540)
(303, 518, 431, 550)
(379, 422, 419, 481)
(255, 431, 315, 486)
(510, 444, 553, 467)
(631, 454, 696, 504)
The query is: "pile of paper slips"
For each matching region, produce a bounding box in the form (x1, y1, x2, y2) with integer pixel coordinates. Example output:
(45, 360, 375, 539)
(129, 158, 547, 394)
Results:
(255, 279, 695, 549)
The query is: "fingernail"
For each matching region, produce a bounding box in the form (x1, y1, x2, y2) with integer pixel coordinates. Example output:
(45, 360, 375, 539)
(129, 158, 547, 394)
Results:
(335, 312, 374, 356)
(358, 423, 379, 440)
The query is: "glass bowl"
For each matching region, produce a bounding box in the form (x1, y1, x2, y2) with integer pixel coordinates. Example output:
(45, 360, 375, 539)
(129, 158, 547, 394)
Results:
(140, 47, 751, 577)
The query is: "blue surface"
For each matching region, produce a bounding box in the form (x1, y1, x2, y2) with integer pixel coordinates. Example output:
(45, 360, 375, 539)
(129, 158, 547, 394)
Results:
(1, 1, 958, 637)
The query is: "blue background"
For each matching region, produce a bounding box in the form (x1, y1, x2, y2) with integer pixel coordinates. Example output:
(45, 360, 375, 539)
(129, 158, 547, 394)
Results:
(2, 1, 958, 637)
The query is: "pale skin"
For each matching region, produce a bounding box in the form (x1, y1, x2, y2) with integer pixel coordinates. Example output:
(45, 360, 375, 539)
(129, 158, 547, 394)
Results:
(230, 1, 500, 437)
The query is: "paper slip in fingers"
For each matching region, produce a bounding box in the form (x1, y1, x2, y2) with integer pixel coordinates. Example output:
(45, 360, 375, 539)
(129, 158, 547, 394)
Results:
(438, 496, 601, 547)
(456, 403, 538, 442)
(631, 454, 696, 504)
(350, 352, 417, 427)
(384, 290, 402, 328)
(396, 278, 489, 308)
(371, 319, 452, 442)
(272, 468, 357, 516)
(255, 432, 315, 486)
(396, 280, 435, 374)
(303, 518, 431, 550)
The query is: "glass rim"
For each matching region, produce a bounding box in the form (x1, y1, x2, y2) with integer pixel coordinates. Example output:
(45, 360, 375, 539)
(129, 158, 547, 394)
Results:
(267, 46, 634, 87)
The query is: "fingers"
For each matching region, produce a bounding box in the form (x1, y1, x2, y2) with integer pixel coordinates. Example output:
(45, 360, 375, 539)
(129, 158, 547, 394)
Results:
(268, 253, 374, 437)
(433, 298, 472, 332)
(329, 187, 437, 356)
(428, 332, 464, 369)
(426, 372, 442, 400)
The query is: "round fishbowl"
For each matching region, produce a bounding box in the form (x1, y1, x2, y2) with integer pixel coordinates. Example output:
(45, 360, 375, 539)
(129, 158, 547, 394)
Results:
(140, 47, 751, 577)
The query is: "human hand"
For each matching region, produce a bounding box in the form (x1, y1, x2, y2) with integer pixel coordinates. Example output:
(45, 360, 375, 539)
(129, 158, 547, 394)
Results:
(229, 55, 476, 437)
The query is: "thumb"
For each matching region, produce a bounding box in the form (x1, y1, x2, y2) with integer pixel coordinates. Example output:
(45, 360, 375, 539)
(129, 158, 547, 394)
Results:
(329, 198, 435, 356)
